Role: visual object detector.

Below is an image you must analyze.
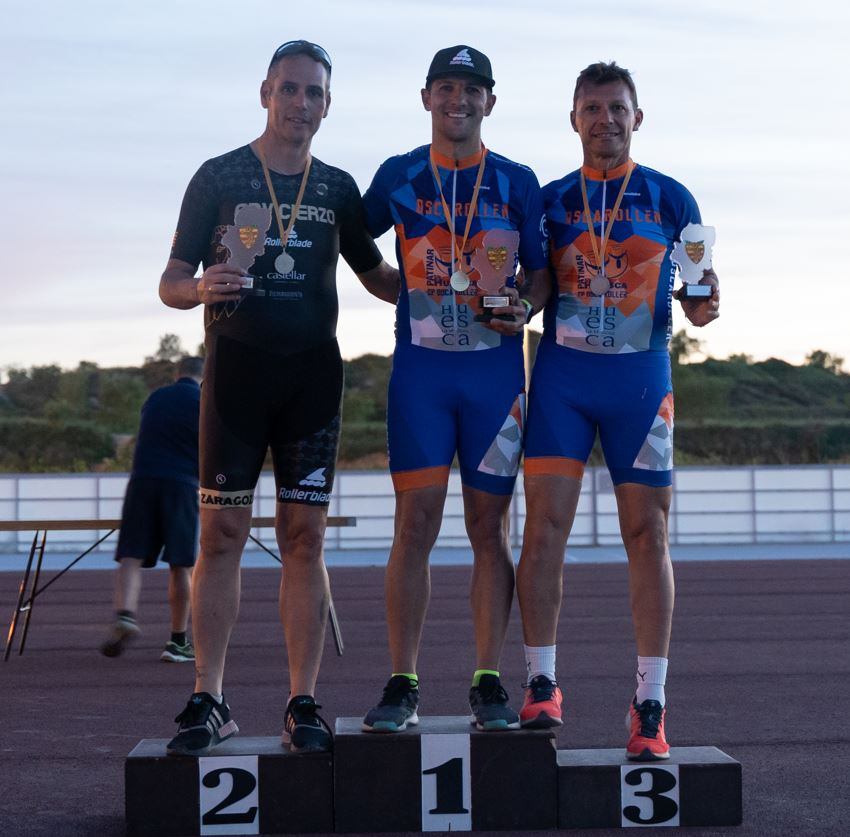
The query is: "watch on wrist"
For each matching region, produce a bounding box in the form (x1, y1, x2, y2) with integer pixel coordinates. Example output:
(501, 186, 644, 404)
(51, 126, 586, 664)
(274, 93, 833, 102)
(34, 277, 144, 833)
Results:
(519, 298, 533, 324)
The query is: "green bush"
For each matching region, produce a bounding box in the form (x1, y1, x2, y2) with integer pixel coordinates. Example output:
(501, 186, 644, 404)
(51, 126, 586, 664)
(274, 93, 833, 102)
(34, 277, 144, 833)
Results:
(338, 421, 386, 461)
(0, 418, 114, 472)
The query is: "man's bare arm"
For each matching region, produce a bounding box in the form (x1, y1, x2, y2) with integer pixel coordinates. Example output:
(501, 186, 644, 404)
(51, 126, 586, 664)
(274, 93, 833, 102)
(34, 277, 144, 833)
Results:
(159, 259, 249, 309)
(357, 260, 400, 305)
(518, 267, 553, 321)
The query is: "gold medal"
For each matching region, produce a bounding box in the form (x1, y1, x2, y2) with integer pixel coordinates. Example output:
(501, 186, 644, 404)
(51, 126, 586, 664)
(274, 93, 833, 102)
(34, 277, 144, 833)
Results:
(450, 270, 470, 292)
(275, 252, 295, 274)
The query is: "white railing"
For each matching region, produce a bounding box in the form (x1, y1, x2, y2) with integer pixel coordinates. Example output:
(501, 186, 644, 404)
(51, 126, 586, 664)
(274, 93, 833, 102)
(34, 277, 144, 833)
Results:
(0, 465, 848, 558)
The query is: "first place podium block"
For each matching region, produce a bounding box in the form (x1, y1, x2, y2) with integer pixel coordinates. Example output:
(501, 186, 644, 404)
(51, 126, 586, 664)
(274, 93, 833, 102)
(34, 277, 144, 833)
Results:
(125, 737, 333, 836)
(333, 716, 558, 832)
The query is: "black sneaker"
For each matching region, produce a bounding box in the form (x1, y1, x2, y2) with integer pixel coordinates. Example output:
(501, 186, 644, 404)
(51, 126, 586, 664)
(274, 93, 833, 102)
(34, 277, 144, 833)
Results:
(469, 673, 520, 730)
(100, 616, 140, 658)
(282, 695, 333, 753)
(362, 675, 420, 732)
(166, 692, 238, 756)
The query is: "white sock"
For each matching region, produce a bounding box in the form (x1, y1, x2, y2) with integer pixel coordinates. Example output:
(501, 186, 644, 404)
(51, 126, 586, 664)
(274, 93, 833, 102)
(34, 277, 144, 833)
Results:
(201, 692, 223, 704)
(524, 644, 556, 683)
(635, 656, 667, 705)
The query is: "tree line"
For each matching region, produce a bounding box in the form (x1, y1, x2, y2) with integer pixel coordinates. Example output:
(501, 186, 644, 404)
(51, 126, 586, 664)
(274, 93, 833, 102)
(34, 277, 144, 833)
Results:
(1, 334, 848, 472)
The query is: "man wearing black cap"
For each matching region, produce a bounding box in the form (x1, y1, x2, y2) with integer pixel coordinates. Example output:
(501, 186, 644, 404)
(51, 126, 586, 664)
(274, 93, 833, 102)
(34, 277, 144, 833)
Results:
(359, 45, 551, 733)
(159, 40, 399, 756)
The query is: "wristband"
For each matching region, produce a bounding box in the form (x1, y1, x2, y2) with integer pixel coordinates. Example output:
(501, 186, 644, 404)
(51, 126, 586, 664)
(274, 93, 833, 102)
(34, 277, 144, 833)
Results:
(519, 298, 533, 323)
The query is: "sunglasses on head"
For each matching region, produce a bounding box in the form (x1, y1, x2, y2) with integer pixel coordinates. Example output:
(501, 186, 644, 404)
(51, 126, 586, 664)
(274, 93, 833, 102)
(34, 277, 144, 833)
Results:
(270, 40, 332, 75)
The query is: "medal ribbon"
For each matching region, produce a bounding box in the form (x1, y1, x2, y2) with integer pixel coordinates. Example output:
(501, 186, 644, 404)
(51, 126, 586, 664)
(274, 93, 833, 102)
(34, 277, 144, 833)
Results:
(258, 146, 312, 258)
(579, 160, 634, 281)
(429, 147, 488, 277)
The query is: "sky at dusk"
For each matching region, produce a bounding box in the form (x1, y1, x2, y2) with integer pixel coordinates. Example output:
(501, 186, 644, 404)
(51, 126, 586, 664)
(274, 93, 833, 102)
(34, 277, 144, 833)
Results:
(4, 0, 849, 373)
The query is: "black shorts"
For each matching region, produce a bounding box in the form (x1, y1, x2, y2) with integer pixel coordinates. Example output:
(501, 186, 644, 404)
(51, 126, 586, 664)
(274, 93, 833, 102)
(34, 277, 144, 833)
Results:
(115, 478, 199, 568)
(199, 335, 342, 509)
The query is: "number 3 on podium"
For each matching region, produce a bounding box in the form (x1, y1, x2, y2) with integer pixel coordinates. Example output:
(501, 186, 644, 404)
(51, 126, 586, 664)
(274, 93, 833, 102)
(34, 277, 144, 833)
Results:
(620, 764, 680, 827)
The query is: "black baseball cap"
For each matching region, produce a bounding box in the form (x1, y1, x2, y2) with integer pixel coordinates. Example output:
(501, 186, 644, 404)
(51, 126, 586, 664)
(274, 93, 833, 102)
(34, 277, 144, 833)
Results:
(426, 45, 495, 88)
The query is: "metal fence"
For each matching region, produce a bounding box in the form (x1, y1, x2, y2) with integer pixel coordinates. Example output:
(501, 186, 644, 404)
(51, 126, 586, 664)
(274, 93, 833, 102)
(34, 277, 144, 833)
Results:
(1, 465, 848, 556)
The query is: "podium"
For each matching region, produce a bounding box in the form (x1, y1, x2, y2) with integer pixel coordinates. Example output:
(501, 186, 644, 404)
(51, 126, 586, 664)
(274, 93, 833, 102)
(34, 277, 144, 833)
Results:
(125, 718, 742, 834)
(333, 716, 557, 832)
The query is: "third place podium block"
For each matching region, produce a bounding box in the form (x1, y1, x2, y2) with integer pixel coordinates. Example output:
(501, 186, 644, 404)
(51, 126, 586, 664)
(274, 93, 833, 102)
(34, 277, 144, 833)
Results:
(333, 715, 558, 832)
(558, 746, 743, 828)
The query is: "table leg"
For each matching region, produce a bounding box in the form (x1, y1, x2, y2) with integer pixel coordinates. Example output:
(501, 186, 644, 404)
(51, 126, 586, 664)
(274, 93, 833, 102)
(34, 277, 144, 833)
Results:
(19, 529, 48, 655)
(4, 530, 40, 662)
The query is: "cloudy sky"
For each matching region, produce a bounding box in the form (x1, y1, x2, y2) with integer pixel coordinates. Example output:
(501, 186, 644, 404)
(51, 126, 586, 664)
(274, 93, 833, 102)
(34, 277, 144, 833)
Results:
(3, 0, 848, 371)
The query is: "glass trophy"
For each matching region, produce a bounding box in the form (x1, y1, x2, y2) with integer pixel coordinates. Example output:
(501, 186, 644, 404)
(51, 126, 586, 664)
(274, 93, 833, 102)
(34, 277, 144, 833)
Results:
(672, 223, 715, 299)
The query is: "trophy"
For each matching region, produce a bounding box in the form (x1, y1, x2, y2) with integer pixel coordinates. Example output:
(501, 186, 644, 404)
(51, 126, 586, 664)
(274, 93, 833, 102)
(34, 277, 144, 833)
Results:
(672, 223, 715, 299)
(220, 203, 272, 294)
(476, 294, 513, 323)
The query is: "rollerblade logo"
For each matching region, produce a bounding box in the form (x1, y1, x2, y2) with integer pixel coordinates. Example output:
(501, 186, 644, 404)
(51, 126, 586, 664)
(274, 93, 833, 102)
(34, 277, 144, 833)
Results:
(450, 48, 474, 68)
(299, 468, 327, 487)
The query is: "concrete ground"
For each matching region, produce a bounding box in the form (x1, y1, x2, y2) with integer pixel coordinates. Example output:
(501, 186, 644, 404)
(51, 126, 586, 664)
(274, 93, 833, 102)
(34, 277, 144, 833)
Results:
(1, 555, 848, 836)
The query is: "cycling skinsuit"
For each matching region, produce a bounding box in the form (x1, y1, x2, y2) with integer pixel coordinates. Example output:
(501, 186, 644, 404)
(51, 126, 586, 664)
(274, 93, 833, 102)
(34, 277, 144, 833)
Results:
(364, 145, 548, 494)
(524, 160, 700, 487)
(170, 145, 382, 507)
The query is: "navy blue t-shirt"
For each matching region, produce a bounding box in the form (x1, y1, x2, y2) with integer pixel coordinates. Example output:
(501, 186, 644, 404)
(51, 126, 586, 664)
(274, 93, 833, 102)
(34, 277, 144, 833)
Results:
(131, 378, 200, 487)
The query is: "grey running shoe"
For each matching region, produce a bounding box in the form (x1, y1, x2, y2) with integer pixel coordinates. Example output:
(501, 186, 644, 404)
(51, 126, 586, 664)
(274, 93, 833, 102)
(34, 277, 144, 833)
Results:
(100, 616, 140, 658)
(362, 675, 420, 732)
(160, 639, 195, 663)
(167, 692, 238, 756)
(282, 695, 333, 753)
(469, 673, 520, 730)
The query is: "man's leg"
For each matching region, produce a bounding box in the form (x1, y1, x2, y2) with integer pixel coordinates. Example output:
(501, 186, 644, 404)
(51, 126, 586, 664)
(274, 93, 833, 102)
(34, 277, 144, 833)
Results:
(516, 475, 583, 646)
(615, 482, 674, 760)
(385, 484, 448, 673)
(101, 557, 145, 657)
(614, 483, 674, 658)
(114, 557, 144, 614)
(462, 485, 514, 671)
(362, 484, 446, 733)
(275, 503, 330, 697)
(515, 474, 582, 727)
(191, 506, 252, 696)
(168, 566, 193, 634)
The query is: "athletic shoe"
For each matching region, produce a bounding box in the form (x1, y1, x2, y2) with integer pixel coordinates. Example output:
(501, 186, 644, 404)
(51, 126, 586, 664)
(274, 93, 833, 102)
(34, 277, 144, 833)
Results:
(626, 696, 670, 760)
(99, 616, 140, 658)
(282, 695, 333, 753)
(519, 674, 564, 729)
(160, 639, 195, 663)
(362, 675, 420, 732)
(468, 673, 520, 730)
(166, 692, 238, 756)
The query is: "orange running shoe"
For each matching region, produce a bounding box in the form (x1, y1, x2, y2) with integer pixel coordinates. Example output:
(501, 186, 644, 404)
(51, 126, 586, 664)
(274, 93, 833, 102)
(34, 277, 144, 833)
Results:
(519, 675, 563, 728)
(626, 697, 670, 760)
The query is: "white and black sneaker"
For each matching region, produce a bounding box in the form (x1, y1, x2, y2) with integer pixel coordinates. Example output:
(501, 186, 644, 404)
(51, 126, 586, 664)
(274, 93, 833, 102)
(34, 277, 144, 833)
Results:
(166, 692, 238, 756)
(282, 695, 333, 753)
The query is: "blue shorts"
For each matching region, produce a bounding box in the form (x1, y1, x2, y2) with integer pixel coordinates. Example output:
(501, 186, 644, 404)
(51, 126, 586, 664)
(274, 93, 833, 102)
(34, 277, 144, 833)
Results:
(524, 341, 674, 487)
(115, 478, 199, 568)
(387, 345, 525, 495)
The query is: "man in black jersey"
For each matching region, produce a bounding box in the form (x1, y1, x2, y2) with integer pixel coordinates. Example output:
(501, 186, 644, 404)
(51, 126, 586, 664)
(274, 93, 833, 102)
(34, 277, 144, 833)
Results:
(159, 40, 398, 756)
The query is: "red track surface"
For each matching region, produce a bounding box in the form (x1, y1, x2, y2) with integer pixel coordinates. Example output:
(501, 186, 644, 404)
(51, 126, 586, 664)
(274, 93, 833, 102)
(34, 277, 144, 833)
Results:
(2, 559, 848, 836)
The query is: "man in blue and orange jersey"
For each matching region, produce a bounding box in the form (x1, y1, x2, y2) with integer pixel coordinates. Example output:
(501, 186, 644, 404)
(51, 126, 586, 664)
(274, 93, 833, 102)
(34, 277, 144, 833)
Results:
(359, 46, 551, 733)
(516, 61, 720, 759)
